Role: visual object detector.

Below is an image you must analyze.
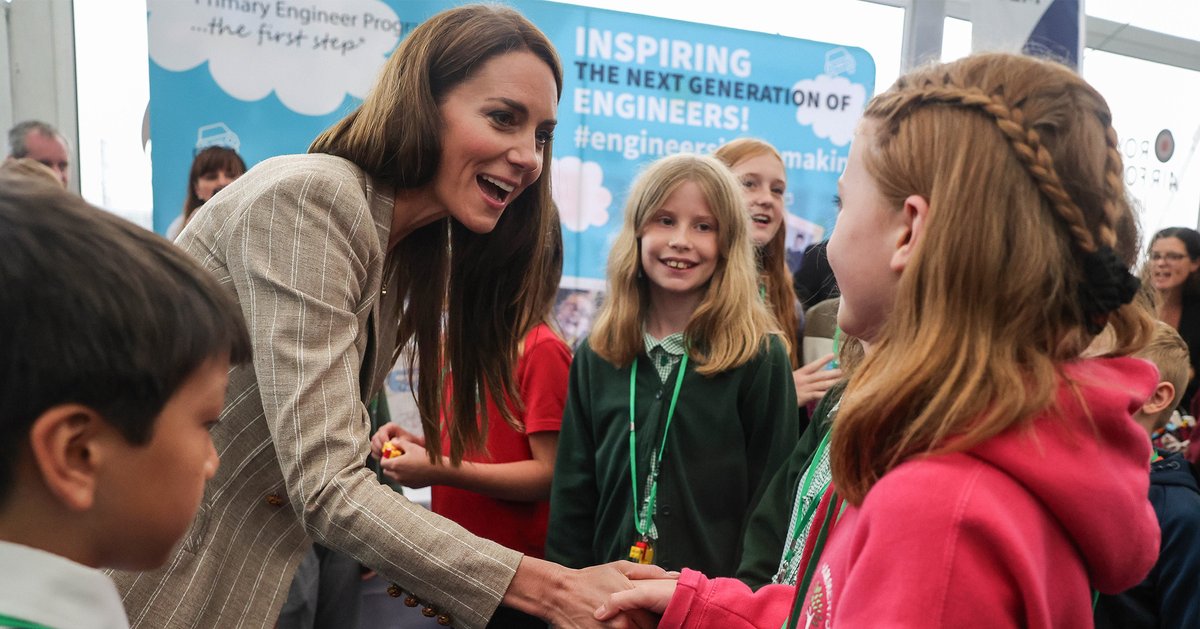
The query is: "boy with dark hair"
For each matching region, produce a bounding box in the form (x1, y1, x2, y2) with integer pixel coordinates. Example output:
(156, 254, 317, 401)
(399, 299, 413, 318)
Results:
(1096, 321, 1200, 629)
(0, 172, 251, 628)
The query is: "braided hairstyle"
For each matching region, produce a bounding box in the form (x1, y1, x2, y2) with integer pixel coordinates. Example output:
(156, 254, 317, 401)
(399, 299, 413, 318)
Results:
(831, 53, 1153, 505)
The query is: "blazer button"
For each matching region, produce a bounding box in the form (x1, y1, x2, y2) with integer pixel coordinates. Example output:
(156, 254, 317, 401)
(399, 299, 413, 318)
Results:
(422, 605, 438, 618)
(266, 493, 285, 507)
(661, 505, 672, 516)
(436, 614, 452, 626)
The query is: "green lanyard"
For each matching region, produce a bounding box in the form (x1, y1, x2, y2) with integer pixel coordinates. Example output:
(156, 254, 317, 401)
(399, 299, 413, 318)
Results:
(782, 486, 844, 629)
(778, 431, 833, 572)
(628, 352, 688, 539)
(0, 614, 53, 629)
(830, 327, 842, 369)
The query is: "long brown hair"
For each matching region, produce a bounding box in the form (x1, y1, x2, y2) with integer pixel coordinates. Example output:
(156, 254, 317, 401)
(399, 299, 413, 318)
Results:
(310, 5, 564, 464)
(590, 153, 780, 374)
(714, 138, 800, 367)
(832, 53, 1154, 505)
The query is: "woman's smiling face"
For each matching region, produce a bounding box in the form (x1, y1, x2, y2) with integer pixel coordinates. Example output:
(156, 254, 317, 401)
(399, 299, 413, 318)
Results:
(431, 50, 559, 234)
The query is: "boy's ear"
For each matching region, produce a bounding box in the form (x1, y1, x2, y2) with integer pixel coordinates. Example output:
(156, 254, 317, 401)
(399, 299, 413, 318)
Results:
(890, 194, 930, 273)
(1141, 381, 1176, 419)
(27, 404, 107, 512)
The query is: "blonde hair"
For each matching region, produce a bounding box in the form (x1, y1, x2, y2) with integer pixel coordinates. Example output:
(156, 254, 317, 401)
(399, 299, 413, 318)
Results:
(590, 153, 780, 374)
(832, 53, 1154, 505)
(1137, 321, 1190, 427)
(0, 158, 62, 188)
(713, 138, 801, 368)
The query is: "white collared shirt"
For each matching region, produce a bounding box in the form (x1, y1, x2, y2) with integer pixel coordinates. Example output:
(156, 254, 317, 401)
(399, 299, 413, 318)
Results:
(0, 540, 129, 629)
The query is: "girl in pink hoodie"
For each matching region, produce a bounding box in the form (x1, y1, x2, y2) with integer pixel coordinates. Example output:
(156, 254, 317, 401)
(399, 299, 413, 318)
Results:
(597, 52, 1161, 629)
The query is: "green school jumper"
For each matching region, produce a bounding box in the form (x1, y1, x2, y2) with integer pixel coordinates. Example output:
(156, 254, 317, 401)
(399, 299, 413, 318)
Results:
(546, 335, 798, 577)
(734, 382, 844, 587)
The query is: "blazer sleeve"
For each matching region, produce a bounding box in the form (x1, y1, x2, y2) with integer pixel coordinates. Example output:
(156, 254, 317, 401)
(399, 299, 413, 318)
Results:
(222, 164, 520, 628)
(545, 340, 601, 568)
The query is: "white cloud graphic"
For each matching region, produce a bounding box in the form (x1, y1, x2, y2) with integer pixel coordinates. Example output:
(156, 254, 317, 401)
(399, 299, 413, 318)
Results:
(148, 0, 401, 116)
(553, 156, 612, 233)
(791, 74, 867, 147)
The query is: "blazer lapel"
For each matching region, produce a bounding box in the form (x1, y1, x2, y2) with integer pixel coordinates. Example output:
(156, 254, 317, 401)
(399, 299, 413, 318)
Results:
(360, 176, 398, 403)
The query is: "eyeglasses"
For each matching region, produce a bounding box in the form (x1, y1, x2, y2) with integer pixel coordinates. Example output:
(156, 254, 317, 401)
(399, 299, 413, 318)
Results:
(1150, 252, 1190, 262)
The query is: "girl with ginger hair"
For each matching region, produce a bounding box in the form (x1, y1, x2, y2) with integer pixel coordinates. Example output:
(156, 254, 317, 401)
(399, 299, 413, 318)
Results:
(597, 52, 1159, 629)
(713, 139, 842, 414)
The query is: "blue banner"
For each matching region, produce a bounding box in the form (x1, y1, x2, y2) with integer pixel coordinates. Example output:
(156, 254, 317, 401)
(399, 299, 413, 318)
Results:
(147, 0, 874, 288)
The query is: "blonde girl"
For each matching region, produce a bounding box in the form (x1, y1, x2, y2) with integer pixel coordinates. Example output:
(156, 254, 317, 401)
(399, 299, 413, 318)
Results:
(714, 138, 843, 412)
(547, 153, 797, 577)
(598, 52, 1160, 629)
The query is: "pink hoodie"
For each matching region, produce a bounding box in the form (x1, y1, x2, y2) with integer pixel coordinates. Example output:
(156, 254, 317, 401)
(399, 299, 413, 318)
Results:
(660, 357, 1161, 628)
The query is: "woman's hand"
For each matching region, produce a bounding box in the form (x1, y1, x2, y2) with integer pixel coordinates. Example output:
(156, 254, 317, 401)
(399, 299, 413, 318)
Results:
(505, 557, 671, 628)
(793, 353, 843, 407)
(593, 577, 680, 620)
(379, 438, 442, 488)
(369, 422, 425, 459)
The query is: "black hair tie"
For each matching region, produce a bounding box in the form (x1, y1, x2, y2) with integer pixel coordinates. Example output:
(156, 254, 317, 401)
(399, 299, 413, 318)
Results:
(1078, 245, 1140, 334)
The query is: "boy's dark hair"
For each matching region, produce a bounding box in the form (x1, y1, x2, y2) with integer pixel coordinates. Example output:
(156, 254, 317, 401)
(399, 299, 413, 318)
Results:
(0, 172, 252, 503)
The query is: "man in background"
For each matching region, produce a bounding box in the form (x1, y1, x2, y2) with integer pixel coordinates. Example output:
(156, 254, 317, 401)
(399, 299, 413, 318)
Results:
(6, 120, 70, 187)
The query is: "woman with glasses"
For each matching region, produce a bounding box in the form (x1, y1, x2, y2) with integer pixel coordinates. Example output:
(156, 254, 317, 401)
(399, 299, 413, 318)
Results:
(1148, 227, 1200, 410)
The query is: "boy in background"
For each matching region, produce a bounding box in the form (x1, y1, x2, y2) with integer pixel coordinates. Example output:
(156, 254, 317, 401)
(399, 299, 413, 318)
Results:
(0, 173, 251, 628)
(1096, 321, 1200, 629)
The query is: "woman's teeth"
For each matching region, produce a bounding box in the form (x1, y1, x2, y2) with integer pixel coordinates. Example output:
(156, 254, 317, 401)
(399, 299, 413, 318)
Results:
(665, 260, 693, 269)
(479, 175, 513, 202)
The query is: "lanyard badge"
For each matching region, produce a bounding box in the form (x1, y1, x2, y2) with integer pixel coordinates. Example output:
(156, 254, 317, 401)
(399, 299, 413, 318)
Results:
(627, 352, 688, 566)
(628, 539, 655, 564)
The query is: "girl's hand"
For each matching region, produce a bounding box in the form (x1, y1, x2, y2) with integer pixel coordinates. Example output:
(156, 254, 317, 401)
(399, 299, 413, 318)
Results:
(793, 353, 844, 407)
(369, 423, 425, 459)
(379, 438, 441, 488)
(593, 578, 680, 620)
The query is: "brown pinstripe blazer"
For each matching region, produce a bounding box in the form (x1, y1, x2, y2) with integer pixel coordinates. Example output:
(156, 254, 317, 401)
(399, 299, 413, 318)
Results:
(110, 155, 522, 628)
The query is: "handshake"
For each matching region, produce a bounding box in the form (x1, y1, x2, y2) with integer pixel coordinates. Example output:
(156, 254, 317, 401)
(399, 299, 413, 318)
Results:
(506, 556, 682, 628)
